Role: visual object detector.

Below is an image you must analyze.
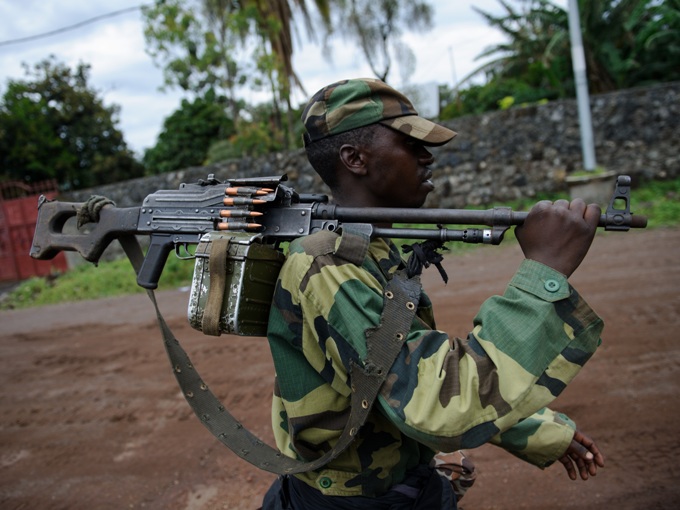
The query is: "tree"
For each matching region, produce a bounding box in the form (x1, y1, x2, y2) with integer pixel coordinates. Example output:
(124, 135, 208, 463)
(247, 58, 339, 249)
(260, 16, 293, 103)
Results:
(143, 0, 249, 123)
(447, 0, 680, 118)
(472, 0, 680, 93)
(204, 100, 300, 161)
(246, 0, 333, 146)
(335, 0, 433, 83)
(629, 0, 680, 85)
(469, 1, 567, 93)
(142, 0, 332, 149)
(0, 56, 143, 189)
(143, 94, 235, 174)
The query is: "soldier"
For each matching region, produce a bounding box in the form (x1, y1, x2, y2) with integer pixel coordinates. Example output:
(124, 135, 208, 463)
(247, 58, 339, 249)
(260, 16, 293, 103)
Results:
(262, 78, 605, 509)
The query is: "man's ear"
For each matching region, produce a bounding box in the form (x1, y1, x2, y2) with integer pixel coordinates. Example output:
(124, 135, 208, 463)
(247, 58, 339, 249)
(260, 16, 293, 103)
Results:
(339, 144, 367, 176)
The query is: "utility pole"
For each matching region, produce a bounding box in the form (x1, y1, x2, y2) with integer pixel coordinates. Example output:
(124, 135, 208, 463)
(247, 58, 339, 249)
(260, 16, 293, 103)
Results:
(568, 0, 597, 171)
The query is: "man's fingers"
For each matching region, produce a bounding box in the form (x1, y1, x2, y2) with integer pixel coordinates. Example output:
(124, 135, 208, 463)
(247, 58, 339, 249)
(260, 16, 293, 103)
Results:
(568, 438, 592, 460)
(559, 455, 577, 480)
(568, 198, 586, 216)
(571, 453, 590, 480)
(568, 198, 600, 228)
(559, 432, 606, 481)
(584, 203, 602, 226)
(573, 430, 606, 467)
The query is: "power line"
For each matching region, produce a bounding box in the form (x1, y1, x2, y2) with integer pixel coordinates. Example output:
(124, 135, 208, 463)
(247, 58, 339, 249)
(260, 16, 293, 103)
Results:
(0, 5, 146, 47)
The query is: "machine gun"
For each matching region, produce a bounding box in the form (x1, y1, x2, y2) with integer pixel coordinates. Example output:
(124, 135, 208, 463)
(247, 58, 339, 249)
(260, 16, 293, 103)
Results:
(30, 173, 646, 289)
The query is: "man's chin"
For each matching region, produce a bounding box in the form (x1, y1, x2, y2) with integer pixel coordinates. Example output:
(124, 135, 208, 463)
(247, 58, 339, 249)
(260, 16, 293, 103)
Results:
(418, 179, 435, 202)
(422, 178, 435, 192)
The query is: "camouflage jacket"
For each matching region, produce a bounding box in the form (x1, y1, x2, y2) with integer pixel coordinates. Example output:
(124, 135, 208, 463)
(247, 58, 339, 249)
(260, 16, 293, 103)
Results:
(266, 229, 603, 497)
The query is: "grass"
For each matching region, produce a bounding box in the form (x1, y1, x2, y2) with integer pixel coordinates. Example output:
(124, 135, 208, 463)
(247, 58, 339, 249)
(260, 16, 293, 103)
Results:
(628, 178, 680, 228)
(2, 177, 678, 311)
(1, 253, 196, 311)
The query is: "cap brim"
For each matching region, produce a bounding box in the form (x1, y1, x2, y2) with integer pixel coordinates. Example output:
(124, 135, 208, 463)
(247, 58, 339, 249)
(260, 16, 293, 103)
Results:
(381, 115, 457, 146)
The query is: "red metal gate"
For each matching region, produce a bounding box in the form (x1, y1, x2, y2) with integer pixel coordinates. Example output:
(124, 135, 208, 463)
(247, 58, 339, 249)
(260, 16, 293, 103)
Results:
(0, 180, 68, 282)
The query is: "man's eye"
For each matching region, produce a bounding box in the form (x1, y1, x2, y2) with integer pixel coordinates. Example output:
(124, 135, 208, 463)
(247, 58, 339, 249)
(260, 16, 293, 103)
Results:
(405, 139, 423, 151)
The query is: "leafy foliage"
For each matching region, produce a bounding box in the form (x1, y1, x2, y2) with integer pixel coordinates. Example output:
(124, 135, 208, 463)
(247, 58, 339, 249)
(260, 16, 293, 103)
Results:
(206, 120, 280, 161)
(441, 79, 555, 119)
(142, 0, 251, 122)
(629, 0, 680, 85)
(142, 0, 333, 150)
(0, 57, 143, 189)
(141, 0, 439, 163)
(444, 0, 680, 119)
(333, 0, 433, 83)
(143, 95, 235, 174)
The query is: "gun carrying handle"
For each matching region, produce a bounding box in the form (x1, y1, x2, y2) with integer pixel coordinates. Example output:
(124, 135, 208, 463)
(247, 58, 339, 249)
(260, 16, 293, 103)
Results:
(136, 234, 174, 289)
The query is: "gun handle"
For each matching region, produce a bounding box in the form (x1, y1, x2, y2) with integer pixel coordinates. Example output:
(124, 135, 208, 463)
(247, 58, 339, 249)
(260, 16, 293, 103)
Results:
(136, 234, 174, 290)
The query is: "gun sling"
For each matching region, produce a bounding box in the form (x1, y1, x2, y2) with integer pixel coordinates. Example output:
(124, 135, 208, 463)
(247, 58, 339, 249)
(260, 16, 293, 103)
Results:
(118, 231, 422, 475)
(202, 236, 230, 336)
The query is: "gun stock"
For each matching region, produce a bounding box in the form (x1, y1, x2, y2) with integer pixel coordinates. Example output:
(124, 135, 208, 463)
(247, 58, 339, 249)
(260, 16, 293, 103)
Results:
(30, 197, 141, 263)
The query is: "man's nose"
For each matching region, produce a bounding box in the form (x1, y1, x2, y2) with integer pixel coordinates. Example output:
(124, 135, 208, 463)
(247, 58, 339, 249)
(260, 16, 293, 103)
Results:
(419, 147, 435, 165)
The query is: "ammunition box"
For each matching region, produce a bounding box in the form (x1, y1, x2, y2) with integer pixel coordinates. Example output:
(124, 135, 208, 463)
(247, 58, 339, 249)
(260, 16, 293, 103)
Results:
(187, 232, 286, 336)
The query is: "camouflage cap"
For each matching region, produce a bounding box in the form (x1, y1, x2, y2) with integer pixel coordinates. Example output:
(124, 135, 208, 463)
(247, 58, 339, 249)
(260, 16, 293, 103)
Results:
(301, 78, 456, 146)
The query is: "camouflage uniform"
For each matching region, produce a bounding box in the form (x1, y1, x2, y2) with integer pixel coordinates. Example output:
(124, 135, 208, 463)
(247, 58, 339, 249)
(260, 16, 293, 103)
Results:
(266, 230, 603, 498)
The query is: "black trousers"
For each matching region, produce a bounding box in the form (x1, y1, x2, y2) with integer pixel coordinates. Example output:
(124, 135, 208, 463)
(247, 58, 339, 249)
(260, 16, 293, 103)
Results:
(261, 465, 456, 510)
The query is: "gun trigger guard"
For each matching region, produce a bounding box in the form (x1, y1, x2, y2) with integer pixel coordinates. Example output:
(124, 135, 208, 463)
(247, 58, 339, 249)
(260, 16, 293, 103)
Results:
(175, 243, 196, 260)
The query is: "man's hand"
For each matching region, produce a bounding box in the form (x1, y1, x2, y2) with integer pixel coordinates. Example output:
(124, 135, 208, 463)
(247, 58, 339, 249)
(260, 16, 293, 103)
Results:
(515, 199, 601, 277)
(558, 429, 605, 480)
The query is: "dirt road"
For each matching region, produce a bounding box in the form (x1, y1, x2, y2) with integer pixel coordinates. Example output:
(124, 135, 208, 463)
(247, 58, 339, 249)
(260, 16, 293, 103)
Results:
(1, 227, 679, 509)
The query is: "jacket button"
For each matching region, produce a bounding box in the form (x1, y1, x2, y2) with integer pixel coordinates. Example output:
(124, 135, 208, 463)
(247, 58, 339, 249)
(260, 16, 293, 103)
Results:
(544, 279, 560, 292)
(319, 476, 333, 489)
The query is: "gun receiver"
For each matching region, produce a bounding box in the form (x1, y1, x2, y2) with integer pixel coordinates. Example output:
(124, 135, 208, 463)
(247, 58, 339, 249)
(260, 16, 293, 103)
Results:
(30, 174, 647, 289)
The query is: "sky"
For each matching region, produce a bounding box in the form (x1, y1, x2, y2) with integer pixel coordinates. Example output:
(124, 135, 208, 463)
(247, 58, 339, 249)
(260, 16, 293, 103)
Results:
(0, 0, 567, 157)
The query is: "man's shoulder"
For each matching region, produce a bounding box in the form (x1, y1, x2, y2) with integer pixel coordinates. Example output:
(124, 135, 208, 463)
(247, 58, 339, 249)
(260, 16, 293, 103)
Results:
(289, 228, 374, 263)
(289, 229, 340, 257)
(279, 230, 343, 284)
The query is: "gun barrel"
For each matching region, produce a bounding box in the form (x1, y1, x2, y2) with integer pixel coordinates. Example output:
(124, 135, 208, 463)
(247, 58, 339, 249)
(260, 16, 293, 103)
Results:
(317, 205, 647, 230)
(317, 205, 518, 226)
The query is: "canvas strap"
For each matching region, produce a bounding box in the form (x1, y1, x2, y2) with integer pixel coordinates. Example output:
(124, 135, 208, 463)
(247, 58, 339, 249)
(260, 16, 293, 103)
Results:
(202, 236, 230, 336)
(118, 231, 421, 475)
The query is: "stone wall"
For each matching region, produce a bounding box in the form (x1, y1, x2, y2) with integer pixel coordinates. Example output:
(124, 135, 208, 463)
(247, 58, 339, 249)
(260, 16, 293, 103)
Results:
(66, 81, 678, 210)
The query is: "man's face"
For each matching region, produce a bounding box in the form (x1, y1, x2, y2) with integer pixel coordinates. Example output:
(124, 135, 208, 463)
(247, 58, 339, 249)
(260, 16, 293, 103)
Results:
(363, 125, 436, 208)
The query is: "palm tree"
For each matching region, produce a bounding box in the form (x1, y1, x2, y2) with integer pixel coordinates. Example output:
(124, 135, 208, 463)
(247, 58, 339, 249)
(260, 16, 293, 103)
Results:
(470, 0, 570, 96)
(466, 0, 675, 97)
(336, 0, 433, 83)
(248, 0, 333, 146)
(143, 0, 333, 148)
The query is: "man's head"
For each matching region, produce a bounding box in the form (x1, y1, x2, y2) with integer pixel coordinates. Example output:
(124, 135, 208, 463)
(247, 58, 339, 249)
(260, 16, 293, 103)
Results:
(301, 78, 456, 208)
(301, 78, 456, 148)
